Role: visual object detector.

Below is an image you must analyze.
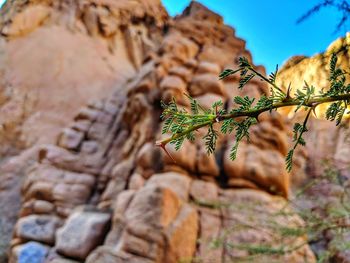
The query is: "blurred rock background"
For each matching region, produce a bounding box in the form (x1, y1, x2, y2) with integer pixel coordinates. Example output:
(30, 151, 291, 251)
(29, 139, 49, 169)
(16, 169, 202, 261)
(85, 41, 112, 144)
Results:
(0, 1, 348, 262)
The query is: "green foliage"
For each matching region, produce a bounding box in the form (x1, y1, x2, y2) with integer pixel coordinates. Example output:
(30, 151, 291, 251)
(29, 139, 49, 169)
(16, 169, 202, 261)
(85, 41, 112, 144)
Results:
(285, 109, 312, 172)
(285, 150, 294, 173)
(219, 68, 239, 80)
(203, 124, 218, 154)
(269, 65, 278, 84)
(158, 53, 350, 172)
(229, 117, 257, 160)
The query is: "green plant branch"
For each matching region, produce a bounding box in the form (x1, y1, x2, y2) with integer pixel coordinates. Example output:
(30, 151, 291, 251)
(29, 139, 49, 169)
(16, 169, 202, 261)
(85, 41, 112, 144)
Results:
(248, 66, 285, 95)
(156, 119, 213, 146)
(157, 53, 350, 172)
(156, 93, 350, 147)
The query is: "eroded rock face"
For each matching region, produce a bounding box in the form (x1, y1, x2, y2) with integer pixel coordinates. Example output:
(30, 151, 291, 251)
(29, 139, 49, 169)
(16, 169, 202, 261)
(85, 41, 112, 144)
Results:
(0, 1, 321, 263)
(56, 211, 111, 260)
(0, 0, 168, 155)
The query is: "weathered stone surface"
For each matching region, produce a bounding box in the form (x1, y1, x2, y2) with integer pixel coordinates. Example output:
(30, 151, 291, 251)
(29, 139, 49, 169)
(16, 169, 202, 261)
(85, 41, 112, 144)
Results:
(128, 173, 145, 190)
(160, 31, 199, 62)
(277, 33, 350, 119)
(190, 180, 219, 204)
(125, 185, 181, 228)
(15, 215, 60, 245)
(197, 61, 221, 75)
(23, 163, 96, 215)
(160, 75, 188, 105)
(160, 75, 187, 91)
(161, 138, 197, 173)
(49, 257, 80, 263)
(136, 142, 162, 179)
(146, 172, 192, 201)
(90, 182, 198, 263)
(2, 5, 50, 37)
(165, 203, 198, 263)
(80, 140, 99, 154)
(0, 0, 168, 155)
(21, 200, 55, 216)
(189, 73, 226, 97)
(56, 211, 111, 260)
(57, 128, 84, 150)
(169, 66, 192, 82)
(112, 190, 136, 218)
(224, 142, 290, 197)
(223, 112, 291, 198)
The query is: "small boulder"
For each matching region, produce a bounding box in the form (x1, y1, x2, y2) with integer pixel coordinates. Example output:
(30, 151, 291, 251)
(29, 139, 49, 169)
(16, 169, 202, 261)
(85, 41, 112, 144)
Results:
(33, 200, 55, 214)
(197, 61, 221, 75)
(128, 173, 145, 190)
(57, 128, 84, 150)
(160, 75, 188, 105)
(56, 211, 111, 260)
(146, 172, 192, 201)
(189, 73, 226, 96)
(165, 204, 199, 263)
(190, 180, 219, 204)
(16, 215, 60, 245)
(12, 241, 50, 263)
(125, 186, 181, 228)
(169, 66, 192, 82)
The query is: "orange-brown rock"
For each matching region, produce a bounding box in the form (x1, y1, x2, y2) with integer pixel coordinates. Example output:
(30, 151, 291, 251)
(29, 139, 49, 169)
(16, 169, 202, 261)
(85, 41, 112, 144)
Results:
(0, 1, 324, 263)
(0, 0, 168, 156)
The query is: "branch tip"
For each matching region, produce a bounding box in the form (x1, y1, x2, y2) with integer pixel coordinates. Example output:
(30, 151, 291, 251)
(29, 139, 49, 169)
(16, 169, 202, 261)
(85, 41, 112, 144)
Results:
(155, 140, 176, 164)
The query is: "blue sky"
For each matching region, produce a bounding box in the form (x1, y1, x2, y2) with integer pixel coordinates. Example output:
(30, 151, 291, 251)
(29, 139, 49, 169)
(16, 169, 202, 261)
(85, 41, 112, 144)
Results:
(0, 0, 346, 73)
(162, 0, 348, 73)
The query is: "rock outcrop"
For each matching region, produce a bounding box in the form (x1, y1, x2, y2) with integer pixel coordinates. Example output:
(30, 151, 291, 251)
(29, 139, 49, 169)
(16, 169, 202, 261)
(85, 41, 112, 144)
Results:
(2, 0, 345, 262)
(0, 0, 168, 155)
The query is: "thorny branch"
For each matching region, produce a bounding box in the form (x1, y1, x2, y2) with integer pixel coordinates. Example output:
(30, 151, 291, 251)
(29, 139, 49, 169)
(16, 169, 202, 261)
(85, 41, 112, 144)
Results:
(156, 54, 350, 172)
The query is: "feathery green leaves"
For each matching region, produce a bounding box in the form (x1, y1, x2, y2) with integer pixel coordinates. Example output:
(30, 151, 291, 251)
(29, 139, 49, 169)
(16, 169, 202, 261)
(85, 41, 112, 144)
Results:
(204, 125, 219, 154)
(158, 53, 350, 173)
(269, 65, 279, 84)
(229, 117, 257, 160)
(219, 69, 240, 80)
(238, 73, 255, 89)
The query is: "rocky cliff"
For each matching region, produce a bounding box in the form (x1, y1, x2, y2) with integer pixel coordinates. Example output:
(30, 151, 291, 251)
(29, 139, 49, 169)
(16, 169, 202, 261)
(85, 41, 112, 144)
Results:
(0, 1, 347, 262)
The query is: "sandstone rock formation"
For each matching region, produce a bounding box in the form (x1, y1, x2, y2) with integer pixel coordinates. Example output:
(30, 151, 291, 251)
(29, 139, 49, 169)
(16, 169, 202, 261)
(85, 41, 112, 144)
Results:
(0, 1, 167, 261)
(0, 0, 168, 155)
(1, 0, 347, 262)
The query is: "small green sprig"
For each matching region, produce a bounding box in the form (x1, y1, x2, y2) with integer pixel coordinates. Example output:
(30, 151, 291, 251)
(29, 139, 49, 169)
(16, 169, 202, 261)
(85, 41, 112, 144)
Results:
(157, 53, 350, 172)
